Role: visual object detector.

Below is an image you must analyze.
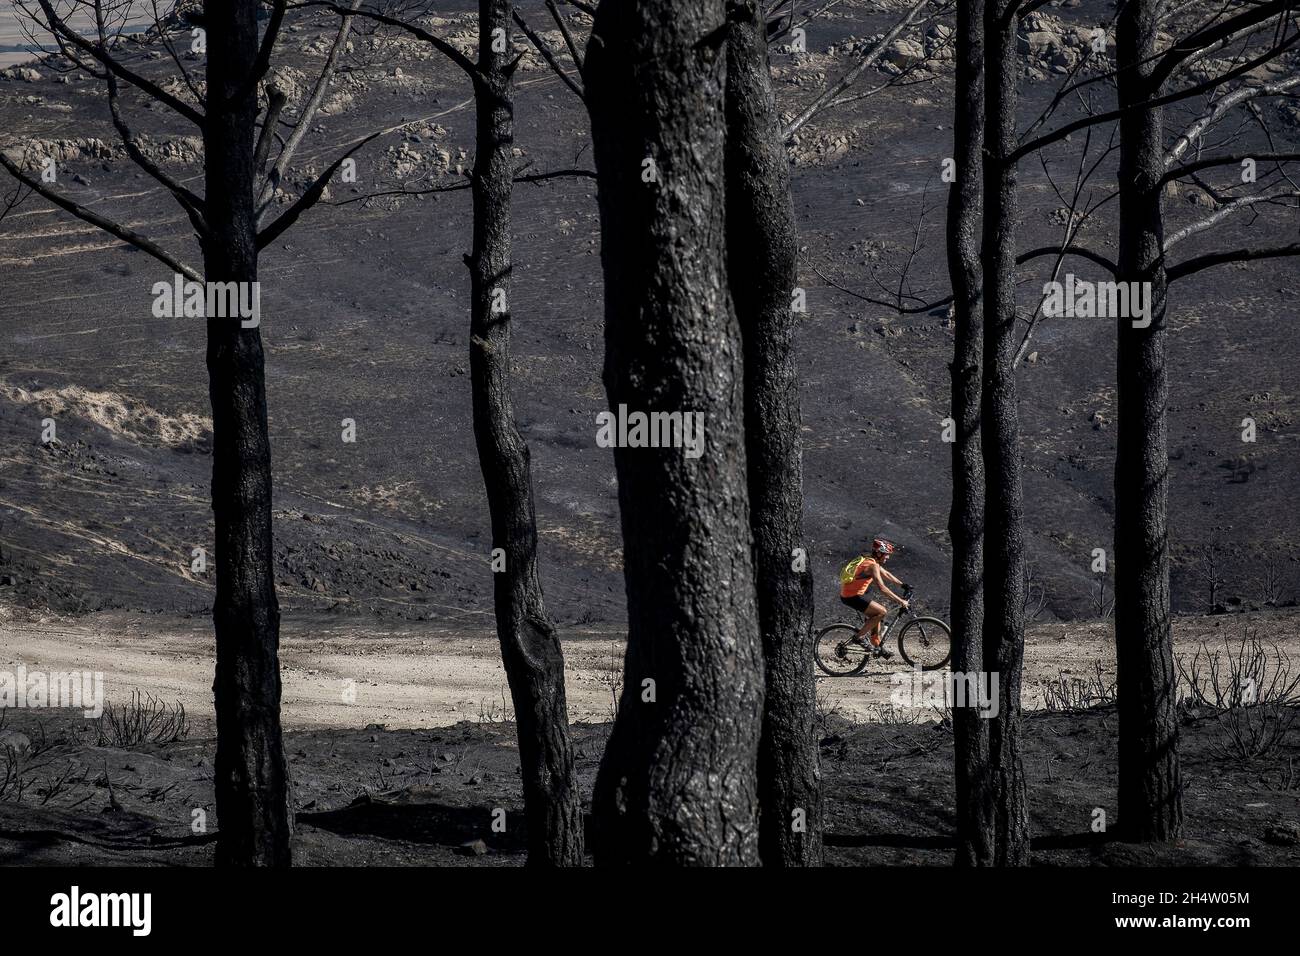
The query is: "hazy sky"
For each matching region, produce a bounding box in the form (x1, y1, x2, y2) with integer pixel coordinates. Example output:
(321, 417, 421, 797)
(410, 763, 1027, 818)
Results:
(1, 2, 155, 68)
(0, 3, 36, 68)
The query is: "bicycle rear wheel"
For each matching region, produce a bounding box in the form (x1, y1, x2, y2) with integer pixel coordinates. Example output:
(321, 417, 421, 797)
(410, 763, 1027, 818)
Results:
(897, 617, 952, 671)
(814, 623, 871, 677)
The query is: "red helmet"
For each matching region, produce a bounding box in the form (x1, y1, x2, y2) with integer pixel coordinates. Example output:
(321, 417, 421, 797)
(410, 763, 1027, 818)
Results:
(872, 538, 897, 558)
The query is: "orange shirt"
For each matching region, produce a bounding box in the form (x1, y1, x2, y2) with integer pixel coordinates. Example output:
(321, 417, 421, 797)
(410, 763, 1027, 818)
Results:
(840, 557, 876, 599)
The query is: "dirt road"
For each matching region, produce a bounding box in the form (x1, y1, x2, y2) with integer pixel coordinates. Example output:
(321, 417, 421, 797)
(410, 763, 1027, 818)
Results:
(4, 606, 1296, 729)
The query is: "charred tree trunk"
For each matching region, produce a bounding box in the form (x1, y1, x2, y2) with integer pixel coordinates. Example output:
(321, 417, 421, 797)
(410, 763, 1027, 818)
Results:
(585, 0, 765, 865)
(1114, 0, 1182, 843)
(978, 0, 1029, 866)
(946, 0, 993, 867)
(204, 0, 291, 867)
(724, 0, 821, 868)
(467, 0, 585, 866)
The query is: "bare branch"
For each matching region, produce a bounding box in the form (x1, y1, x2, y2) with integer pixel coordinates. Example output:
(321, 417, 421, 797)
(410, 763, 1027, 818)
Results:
(1164, 192, 1299, 250)
(255, 89, 289, 175)
(1011, 29, 1300, 165)
(546, 0, 585, 70)
(812, 262, 952, 313)
(1168, 242, 1300, 282)
(149, 0, 205, 107)
(258, 0, 362, 225)
(781, 0, 935, 140)
(1166, 74, 1300, 167)
(292, 0, 481, 80)
(513, 8, 585, 101)
(1161, 151, 1300, 186)
(257, 130, 383, 248)
(229, 0, 288, 105)
(1150, 0, 1300, 91)
(31, 0, 204, 125)
(95, 5, 208, 236)
(1018, 244, 1118, 275)
(768, 0, 848, 42)
(0, 179, 31, 228)
(0, 148, 200, 280)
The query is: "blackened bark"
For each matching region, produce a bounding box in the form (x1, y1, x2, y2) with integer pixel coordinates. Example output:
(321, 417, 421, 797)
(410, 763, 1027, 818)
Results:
(724, 0, 821, 868)
(585, 0, 765, 865)
(204, 0, 291, 867)
(467, 0, 585, 866)
(979, 0, 1029, 866)
(946, 0, 993, 868)
(1115, 0, 1182, 843)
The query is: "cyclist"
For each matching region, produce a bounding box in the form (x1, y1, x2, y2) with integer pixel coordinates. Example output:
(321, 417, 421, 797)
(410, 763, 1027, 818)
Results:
(839, 538, 909, 658)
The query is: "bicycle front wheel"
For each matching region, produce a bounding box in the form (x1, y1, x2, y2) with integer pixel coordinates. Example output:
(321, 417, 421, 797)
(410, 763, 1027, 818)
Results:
(897, 617, 952, 671)
(814, 623, 871, 677)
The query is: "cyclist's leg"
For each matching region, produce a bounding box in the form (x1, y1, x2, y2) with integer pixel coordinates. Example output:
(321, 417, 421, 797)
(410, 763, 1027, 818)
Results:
(853, 602, 886, 643)
(865, 601, 888, 645)
(845, 595, 874, 643)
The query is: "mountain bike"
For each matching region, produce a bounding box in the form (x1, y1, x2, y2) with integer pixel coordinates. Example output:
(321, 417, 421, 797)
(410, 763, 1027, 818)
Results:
(814, 584, 951, 675)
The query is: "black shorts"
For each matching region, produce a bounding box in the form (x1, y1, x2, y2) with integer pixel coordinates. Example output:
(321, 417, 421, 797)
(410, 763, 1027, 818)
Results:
(841, 594, 873, 614)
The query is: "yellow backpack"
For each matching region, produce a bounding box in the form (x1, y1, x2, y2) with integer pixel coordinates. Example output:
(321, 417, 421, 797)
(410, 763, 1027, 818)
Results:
(839, 556, 871, 586)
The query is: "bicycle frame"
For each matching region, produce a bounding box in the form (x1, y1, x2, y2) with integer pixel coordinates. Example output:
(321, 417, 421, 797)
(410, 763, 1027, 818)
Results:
(876, 605, 910, 641)
(860, 585, 916, 639)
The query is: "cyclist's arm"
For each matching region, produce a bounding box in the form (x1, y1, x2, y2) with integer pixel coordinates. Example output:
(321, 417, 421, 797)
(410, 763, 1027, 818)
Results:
(880, 567, 903, 586)
(872, 565, 907, 605)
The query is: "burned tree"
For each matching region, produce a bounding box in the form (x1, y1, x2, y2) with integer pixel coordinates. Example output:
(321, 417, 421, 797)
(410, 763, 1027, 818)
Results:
(305, 0, 588, 865)
(1115, 2, 1299, 843)
(977, 0, 1030, 866)
(1011, 0, 1300, 844)
(466, 0, 584, 866)
(724, 0, 820, 867)
(945, 0, 993, 867)
(202, 0, 291, 869)
(2, 0, 377, 865)
(515, 0, 818, 864)
(584, 0, 765, 864)
(1113, 0, 1181, 843)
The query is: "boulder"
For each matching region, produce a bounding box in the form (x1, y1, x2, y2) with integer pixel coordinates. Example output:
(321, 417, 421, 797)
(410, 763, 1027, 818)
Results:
(883, 38, 925, 71)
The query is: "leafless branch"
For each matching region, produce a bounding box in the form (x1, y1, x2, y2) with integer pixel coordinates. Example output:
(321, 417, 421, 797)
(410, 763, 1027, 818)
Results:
(1164, 191, 1299, 250)
(545, 0, 585, 70)
(258, 130, 383, 248)
(258, 0, 363, 225)
(513, 8, 584, 101)
(28, 0, 204, 125)
(1012, 26, 1300, 164)
(781, 0, 936, 140)
(0, 148, 201, 280)
(292, 0, 481, 81)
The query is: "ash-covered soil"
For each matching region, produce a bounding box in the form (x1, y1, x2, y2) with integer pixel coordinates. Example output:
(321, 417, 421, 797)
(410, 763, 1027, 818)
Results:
(0, 607, 1296, 865)
(0, 0, 1296, 626)
(4, 709, 1298, 867)
(1, 707, 1294, 866)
